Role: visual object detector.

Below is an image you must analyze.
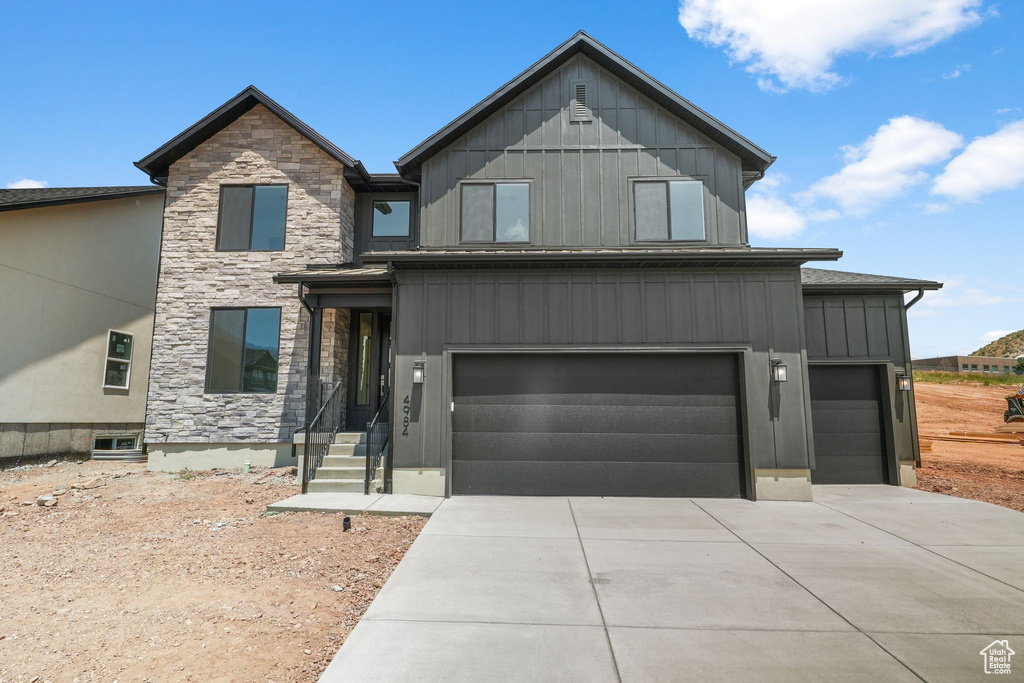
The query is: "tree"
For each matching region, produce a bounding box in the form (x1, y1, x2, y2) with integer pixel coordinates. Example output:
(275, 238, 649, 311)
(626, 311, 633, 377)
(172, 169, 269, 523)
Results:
(1016, 357, 1024, 376)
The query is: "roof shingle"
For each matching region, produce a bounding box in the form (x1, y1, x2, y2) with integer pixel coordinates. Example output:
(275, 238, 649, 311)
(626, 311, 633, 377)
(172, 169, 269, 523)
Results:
(0, 186, 163, 212)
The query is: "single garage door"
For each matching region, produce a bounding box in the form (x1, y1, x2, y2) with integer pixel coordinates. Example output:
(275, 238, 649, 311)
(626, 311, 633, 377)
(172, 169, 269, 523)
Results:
(809, 365, 889, 484)
(451, 353, 744, 497)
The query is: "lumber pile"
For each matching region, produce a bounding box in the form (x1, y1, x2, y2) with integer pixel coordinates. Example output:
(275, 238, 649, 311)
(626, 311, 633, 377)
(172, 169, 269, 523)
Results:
(918, 431, 1024, 446)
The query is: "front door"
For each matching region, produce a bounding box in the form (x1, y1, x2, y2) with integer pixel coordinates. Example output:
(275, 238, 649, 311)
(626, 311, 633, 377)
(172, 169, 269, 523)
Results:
(346, 310, 391, 431)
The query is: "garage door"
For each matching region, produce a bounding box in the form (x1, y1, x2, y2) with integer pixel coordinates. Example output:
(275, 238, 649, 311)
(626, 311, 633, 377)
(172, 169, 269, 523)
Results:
(809, 365, 889, 484)
(451, 353, 745, 497)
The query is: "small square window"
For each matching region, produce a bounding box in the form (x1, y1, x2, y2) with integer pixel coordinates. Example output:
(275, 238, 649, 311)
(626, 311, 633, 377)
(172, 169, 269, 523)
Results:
(460, 182, 530, 243)
(103, 330, 133, 390)
(217, 184, 287, 251)
(206, 308, 281, 393)
(634, 179, 705, 242)
(961, 364, 968, 371)
(372, 200, 411, 237)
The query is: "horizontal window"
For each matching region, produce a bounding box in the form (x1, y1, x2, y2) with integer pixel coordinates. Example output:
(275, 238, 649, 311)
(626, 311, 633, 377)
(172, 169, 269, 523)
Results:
(372, 200, 411, 237)
(217, 185, 288, 251)
(103, 330, 133, 389)
(634, 179, 705, 242)
(461, 182, 530, 243)
(206, 308, 281, 393)
(93, 435, 139, 451)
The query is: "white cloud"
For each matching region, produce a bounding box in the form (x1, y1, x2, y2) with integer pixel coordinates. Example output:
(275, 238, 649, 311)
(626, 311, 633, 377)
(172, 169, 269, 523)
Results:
(923, 202, 952, 214)
(994, 107, 1020, 115)
(801, 116, 962, 213)
(677, 0, 984, 92)
(932, 120, 1024, 201)
(912, 275, 1015, 318)
(980, 329, 1015, 343)
(941, 63, 970, 79)
(6, 178, 49, 189)
(746, 174, 838, 240)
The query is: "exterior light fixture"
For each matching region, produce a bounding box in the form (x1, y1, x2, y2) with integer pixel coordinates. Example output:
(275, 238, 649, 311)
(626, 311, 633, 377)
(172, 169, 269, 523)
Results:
(412, 359, 425, 385)
(771, 359, 788, 383)
(897, 373, 911, 392)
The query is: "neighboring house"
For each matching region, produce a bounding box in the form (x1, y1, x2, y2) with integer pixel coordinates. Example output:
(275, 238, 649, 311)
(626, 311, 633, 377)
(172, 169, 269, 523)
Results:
(913, 354, 1021, 374)
(0, 186, 165, 460)
(134, 32, 941, 501)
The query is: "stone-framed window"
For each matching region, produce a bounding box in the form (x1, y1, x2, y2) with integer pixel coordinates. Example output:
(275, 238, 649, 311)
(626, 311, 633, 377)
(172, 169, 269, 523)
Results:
(216, 184, 288, 251)
(205, 308, 282, 394)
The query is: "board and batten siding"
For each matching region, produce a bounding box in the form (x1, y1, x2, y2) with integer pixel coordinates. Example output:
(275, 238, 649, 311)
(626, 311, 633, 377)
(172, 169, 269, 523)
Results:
(392, 268, 813, 486)
(419, 54, 747, 249)
(803, 294, 919, 465)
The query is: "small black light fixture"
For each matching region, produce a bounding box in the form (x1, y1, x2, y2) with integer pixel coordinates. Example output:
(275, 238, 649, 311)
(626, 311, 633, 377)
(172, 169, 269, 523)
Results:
(897, 373, 911, 392)
(771, 359, 788, 383)
(412, 359, 425, 385)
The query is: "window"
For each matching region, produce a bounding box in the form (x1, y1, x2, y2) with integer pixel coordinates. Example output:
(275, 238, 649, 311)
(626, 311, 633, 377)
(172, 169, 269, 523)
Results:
(962, 363, 969, 371)
(461, 182, 530, 243)
(1005, 366, 1011, 374)
(206, 308, 281, 393)
(984, 364, 990, 372)
(372, 200, 411, 237)
(103, 330, 133, 389)
(93, 435, 139, 452)
(633, 179, 705, 241)
(355, 313, 373, 405)
(971, 364, 978, 372)
(217, 185, 288, 251)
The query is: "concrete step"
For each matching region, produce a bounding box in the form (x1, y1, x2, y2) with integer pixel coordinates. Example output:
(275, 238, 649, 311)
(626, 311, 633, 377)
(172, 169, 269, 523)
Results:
(314, 466, 365, 480)
(307, 478, 365, 493)
(321, 455, 365, 467)
(293, 432, 366, 445)
(329, 443, 367, 457)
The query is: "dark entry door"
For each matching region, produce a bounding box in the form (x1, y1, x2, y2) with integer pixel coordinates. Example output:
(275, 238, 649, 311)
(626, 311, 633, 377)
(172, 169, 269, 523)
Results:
(809, 365, 889, 484)
(346, 311, 391, 431)
(451, 353, 745, 497)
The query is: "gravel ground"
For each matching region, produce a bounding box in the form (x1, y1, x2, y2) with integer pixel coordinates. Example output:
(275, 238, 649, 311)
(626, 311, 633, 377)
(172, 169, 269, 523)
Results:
(0, 461, 425, 682)
(914, 381, 1024, 512)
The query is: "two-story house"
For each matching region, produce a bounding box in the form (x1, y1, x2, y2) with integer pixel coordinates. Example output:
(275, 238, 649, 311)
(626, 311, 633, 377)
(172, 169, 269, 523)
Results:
(135, 32, 940, 501)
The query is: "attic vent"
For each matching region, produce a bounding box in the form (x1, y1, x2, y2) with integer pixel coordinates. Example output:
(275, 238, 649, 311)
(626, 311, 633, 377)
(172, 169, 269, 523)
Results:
(571, 80, 590, 121)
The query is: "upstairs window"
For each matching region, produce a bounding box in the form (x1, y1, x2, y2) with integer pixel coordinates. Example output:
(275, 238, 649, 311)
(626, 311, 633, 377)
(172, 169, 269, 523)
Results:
(206, 308, 281, 393)
(461, 182, 530, 243)
(103, 330, 133, 390)
(372, 200, 411, 237)
(217, 184, 288, 251)
(633, 179, 705, 242)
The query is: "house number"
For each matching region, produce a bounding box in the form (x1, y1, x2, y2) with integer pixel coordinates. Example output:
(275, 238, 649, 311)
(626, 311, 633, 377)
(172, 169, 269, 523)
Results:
(402, 395, 411, 436)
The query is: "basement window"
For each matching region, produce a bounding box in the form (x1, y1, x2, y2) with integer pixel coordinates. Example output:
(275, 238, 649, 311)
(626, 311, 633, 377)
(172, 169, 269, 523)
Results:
(103, 330, 133, 390)
(206, 308, 281, 393)
(633, 179, 706, 242)
(93, 435, 139, 452)
(217, 184, 288, 251)
(460, 182, 530, 243)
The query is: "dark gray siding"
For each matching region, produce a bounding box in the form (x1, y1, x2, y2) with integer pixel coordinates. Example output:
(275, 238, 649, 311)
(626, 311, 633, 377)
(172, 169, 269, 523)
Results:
(419, 54, 747, 250)
(803, 294, 919, 464)
(392, 268, 812, 483)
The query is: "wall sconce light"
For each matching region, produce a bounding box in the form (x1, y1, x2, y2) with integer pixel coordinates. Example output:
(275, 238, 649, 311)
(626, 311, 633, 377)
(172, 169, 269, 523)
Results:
(412, 359, 425, 385)
(771, 359, 788, 383)
(897, 373, 911, 392)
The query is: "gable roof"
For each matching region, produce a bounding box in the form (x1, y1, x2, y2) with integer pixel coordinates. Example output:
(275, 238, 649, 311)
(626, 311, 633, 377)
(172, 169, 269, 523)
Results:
(0, 186, 164, 212)
(134, 86, 358, 182)
(396, 31, 775, 178)
(801, 268, 942, 294)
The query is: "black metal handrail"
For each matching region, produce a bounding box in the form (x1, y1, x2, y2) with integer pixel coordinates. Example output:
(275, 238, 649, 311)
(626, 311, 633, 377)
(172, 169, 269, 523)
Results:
(302, 380, 345, 494)
(364, 391, 391, 494)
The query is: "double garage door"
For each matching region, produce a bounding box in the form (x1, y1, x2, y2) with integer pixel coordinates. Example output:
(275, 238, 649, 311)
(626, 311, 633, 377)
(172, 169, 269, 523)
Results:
(451, 353, 745, 497)
(808, 365, 890, 484)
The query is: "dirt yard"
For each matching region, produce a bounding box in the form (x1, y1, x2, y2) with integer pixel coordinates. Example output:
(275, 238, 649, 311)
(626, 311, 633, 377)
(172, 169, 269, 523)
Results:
(0, 461, 425, 682)
(914, 381, 1024, 512)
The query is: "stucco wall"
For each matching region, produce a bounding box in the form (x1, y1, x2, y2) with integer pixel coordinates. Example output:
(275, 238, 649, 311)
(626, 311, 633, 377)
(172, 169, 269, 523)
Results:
(0, 194, 163, 424)
(144, 104, 354, 445)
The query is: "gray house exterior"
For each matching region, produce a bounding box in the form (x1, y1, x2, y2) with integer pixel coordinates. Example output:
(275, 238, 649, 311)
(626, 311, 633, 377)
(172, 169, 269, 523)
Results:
(135, 32, 940, 501)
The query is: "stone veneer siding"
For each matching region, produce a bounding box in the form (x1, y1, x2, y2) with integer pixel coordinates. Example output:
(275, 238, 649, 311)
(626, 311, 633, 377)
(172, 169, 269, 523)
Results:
(144, 104, 355, 445)
(318, 307, 351, 430)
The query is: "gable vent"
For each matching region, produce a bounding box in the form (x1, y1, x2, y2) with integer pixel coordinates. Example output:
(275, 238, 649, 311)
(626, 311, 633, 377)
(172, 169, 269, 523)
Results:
(571, 80, 590, 121)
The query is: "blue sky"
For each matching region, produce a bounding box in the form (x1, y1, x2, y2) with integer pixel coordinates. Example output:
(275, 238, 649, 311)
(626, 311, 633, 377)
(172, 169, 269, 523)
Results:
(2, 1, 1021, 357)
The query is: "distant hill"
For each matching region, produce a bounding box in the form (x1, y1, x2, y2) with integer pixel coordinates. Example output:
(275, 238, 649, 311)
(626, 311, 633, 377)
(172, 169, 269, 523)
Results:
(974, 329, 1024, 358)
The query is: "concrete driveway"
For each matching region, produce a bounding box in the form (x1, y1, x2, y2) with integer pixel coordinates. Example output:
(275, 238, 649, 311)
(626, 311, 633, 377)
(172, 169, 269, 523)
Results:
(321, 486, 1024, 682)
